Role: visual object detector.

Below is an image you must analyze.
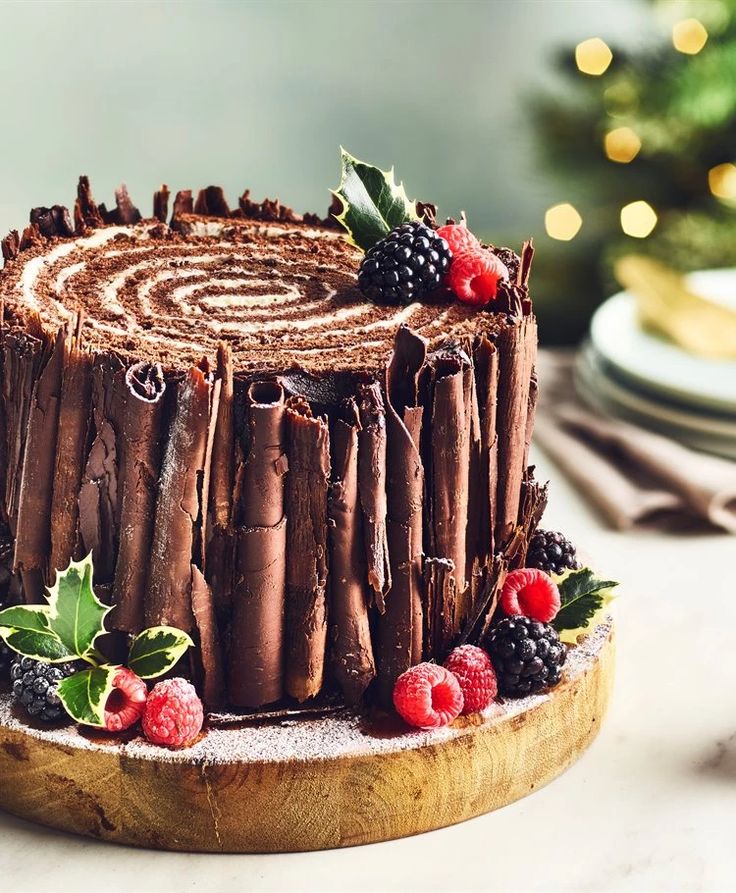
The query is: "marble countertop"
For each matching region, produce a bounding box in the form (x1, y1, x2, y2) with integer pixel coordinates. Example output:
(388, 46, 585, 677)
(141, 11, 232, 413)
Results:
(1, 448, 733, 892)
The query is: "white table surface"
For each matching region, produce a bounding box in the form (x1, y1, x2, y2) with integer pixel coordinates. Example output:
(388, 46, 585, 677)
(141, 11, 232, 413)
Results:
(1, 448, 734, 893)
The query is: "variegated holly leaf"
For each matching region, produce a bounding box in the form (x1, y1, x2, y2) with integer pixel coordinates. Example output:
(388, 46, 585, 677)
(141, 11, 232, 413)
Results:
(331, 148, 419, 250)
(0, 604, 76, 662)
(57, 665, 117, 727)
(46, 553, 111, 660)
(127, 626, 194, 679)
(552, 568, 619, 644)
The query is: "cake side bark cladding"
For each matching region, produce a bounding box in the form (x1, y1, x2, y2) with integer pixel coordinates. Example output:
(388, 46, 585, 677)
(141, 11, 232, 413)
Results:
(229, 380, 288, 708)
(329, 399, 376, 704)
(145, 366, 213, 632)
(283, 397, 330, 702)
(111, 361, 167, 633)
(376, 325, 427, 706)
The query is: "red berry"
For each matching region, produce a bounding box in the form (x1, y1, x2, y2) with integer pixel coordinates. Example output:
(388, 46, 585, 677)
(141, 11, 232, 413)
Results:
(393, 663, 464, 729)
(103, 667, 147, 732)
(500, 568, 561, 623)
(446, 249, 509, 306)
(142, 678, 204, 747)
(436, 223, 481, 255)
(444, 645, 498, 714)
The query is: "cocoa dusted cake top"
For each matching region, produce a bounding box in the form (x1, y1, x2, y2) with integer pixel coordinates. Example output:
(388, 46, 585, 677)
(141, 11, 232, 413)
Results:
(0, 167, 530, 377)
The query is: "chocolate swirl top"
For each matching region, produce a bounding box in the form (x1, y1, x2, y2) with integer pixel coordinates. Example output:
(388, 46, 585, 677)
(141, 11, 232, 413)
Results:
(0, 204, 505, 376)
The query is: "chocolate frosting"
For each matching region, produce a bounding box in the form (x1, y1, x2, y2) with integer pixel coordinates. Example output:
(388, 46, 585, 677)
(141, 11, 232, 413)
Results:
(284, 396, 330, 702)
(111, 361, 167, 633)
(329, 400, 376, 703)
(229, 381, 287, 708)
(146, 366, 212, 631)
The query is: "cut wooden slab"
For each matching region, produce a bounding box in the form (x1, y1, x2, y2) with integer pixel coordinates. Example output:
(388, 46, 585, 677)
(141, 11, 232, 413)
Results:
(0, 621, 614, 853)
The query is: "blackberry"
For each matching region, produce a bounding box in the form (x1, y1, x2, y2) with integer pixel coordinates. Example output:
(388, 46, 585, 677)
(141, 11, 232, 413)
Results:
(487, 616, 566, 698)
(10, 656, 79, 723)
(527, 529, 580, 576)
(358, 221, 452, 305)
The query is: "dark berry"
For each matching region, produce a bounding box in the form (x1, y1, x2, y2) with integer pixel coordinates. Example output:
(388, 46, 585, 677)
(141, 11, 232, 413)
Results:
(487, 616, 567, 698)
(358, 221, 453, 305)
(9, 656, 79, 723)
(527, 529, 580, 576)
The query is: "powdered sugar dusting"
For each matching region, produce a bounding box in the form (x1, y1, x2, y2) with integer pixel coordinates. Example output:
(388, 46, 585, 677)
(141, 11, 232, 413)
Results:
(0, 620, 612, 767)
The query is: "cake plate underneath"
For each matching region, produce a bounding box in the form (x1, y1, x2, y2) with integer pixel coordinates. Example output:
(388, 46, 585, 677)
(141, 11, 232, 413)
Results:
(0, 621, 614, 853)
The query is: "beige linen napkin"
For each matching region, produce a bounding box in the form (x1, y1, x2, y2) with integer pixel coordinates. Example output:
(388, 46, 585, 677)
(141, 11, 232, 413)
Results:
(533, 351, 736, 533)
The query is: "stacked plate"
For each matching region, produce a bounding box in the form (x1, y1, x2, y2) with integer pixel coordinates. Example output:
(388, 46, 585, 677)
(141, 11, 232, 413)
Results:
(576, 269, 736, 460)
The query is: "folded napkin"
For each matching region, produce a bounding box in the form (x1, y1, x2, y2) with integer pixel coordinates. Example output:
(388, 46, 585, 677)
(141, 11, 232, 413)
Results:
(533, 350, 736, 533)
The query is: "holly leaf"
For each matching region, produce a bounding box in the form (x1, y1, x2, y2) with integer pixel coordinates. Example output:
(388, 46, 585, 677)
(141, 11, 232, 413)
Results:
(127, 626, 194, 679)
(0, 605, 77, 662)
(57, 665, 117, 727)
(331, 148, 419, 250)
(45, 554, 111, 660)
(552, 568, 619, 644)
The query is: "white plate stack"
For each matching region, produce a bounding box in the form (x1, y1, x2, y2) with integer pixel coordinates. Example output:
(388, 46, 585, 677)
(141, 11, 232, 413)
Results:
(576, 269, 736, 460)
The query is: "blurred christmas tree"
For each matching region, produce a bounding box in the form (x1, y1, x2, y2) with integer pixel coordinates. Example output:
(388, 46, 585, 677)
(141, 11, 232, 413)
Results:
(530, 0, 736, 344)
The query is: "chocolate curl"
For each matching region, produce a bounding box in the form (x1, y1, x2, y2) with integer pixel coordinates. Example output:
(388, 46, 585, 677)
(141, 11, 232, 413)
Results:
(357, 381, 391, 611)
(74, 175, 104, 232)
(146, 367, 212, 632)
(194, 186, 230, 218)
(495, 316, 537, 547)
(229, 381, 288, 708)
(13, 328, 65, 598)
(425, 557, 456, 657)
(283, 396, 330, 702)
(524, 367, 539, 468)
(2, 332, 45, 535)
(329, 399, 376, 704)
(205, 344, 235, 614)
(153, 185, 170, 223)
(172, 189, 194, 219)
(29, 206, 74, 239)
(467, 335, 500, 606)
(110, 362, 167, 633)
(49, 322, 94, 572)
(78, 354, 125, 589)
(427, 346, 474, 646)
(1, 231, 20, 262)
(376, 326, 427, 705)
(191, 564, 225, 709)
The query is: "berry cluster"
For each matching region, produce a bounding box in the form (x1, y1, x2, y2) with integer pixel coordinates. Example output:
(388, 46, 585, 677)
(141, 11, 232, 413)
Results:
(358, 221, 508, 308)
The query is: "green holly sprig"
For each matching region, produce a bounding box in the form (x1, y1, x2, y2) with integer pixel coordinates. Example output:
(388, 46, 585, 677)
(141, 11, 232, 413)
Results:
(552, 567, 619, 644)
(0, 554, 192, 727)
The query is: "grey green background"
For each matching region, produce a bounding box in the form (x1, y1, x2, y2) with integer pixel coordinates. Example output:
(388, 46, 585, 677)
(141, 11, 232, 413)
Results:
(0, 0, 650, 311)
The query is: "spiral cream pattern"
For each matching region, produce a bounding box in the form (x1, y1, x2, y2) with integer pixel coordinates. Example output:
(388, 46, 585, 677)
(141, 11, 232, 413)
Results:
(0, 217, 487, 373)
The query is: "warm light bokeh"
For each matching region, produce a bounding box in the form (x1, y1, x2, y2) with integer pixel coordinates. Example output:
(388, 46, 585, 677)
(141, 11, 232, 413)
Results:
(604, 127, 641, 163)
(672, 18, 708, 54)
(575, 38, 613, 76)
(620, 200, 657, 238)
(545, 203, 583, 241)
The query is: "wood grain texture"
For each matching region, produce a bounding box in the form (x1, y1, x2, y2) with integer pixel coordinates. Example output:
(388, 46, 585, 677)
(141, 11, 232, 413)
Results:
(0, 625, 614, 853)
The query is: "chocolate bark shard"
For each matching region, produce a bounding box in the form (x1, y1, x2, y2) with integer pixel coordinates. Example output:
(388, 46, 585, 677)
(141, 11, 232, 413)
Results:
(111, 361, 167, 633)
(356, 380, 391, 611)
(191, 563, 225, 709)
(505, 471, 549, 571)
(74, 176, 103, 232)
(495, 315, 538, 548)
(49, 325, 94, 572)
(172, 189, 194, 220)
(14, 327, 65, 590)
(284, 396, 330, 702)
(425, 557, 457, 657)
(206, 344, 235, 614)
(194, 186, 230, 218)
(30, 206, 74, 239)
(329, 399, 376, 704)
(524, 367, 539, 469)
(427, 343, 474, 641)
(146, 366, 212, 632)
(229, 380, 288, 708)
(153, 185, 170, 223)
(100, 184, 142, 226)
(238, 191, 301, 223)
(376, 325, 427, 706)
(458, 555, 509, 648)
(78, 354, 125, 586)
(1, 231, 20, 262)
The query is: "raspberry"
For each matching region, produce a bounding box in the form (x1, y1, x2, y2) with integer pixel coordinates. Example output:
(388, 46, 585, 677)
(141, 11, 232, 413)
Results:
(142, 677, 204, 747)
(392, 663, 463, 729)
(443, 645, 497, 714)
(500, 568, 561, 623)
(446, 249, 509, 306)
(103, 667, 147, 732)
(436, 223, 481, 255)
